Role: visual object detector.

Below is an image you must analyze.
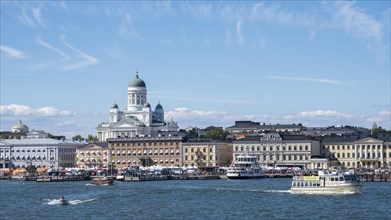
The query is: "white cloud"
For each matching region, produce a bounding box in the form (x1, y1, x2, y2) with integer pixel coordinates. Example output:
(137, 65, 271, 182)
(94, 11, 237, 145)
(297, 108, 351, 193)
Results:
(267, 75, 347, 85)
(236, 20, 244, 45)
(0, 104, 73, 117)
(17, 5, 48, 29)
(0, 45, 28, 59)
(323, 1, 388, 62)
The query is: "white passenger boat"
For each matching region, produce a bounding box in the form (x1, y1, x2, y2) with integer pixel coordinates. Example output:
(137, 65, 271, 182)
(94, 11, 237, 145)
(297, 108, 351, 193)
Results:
(291, 171, 363, 194)
(226, 152, 266, 179)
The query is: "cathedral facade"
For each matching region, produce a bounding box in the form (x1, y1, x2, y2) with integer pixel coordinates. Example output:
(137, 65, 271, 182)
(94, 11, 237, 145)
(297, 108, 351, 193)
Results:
(96, 69, 179, 141)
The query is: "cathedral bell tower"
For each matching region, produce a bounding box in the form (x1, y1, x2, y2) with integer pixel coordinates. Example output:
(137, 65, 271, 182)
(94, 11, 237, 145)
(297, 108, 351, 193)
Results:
(127, 68, 147, 112)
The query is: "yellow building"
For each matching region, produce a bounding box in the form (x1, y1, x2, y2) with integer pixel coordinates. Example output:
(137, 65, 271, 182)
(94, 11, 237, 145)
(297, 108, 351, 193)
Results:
(76, 142, 109, 169)
(108, 136, 183, 169)
(182, 141, 233, 168)
(322, 136, 390, 169)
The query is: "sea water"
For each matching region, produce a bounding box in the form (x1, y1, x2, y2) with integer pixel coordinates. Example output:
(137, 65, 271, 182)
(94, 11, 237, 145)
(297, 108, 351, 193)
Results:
(0, 178, 390, 220)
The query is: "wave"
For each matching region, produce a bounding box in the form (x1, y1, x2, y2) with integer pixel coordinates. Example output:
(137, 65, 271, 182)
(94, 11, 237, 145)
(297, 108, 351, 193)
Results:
(44, 198, 97, 205)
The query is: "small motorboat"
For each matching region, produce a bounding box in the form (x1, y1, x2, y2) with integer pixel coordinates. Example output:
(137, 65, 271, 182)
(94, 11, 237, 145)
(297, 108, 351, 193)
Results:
(59, 196, 69, 205)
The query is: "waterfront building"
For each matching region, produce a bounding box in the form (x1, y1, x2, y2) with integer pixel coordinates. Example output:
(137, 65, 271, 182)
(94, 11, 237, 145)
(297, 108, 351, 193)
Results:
(321, 135, 391, 169)
(107, 135, 183, 169)
(233, 132, 322, 169)
(96, 69, 179, 141)
(226, 121, 303, 138)
(354, 137, 388, 168)
(0, 138, 82, 169)
(321, 135, 360, 169)
(76, 142, 109, 169)
(182, 140, 233, 168)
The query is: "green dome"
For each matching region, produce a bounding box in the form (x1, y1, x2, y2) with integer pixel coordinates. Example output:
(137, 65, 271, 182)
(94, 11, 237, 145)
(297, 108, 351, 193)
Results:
(11, 121, 29, 132)
(128, 69, 146, 88)
(144, 102, 151, 108)
(155, 103, 163, 110)
(111, 103, 118, 109)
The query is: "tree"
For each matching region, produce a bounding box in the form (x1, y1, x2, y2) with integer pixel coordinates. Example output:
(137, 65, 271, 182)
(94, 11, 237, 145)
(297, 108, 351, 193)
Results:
(372, 127, 391, 134)
(87, 134, 98, 142)
(203, 128, 229, 140)
(72, 135, 84, 142)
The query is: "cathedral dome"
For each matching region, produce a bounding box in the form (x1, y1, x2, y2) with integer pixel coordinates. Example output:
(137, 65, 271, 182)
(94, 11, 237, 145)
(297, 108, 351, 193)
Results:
(111, 103, 119, 109)
(11, 121, 29, 133)
(128, 69, 146, 88)
(144, 102, 151, 108)
(155, 103, 163, 110)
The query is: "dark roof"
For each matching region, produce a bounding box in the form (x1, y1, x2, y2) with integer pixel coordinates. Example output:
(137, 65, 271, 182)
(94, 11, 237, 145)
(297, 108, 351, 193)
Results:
(226, 121, 302, 130)
(321, 135, 360, 144)
(282, 135, 312, 141)
(375, 134, 391, 142)
(233, 137, 260, 142)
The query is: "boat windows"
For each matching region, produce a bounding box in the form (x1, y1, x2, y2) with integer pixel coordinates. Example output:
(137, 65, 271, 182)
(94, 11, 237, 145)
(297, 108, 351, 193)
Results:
(344, 175, 351, 181)
(339, 177, 344, 181)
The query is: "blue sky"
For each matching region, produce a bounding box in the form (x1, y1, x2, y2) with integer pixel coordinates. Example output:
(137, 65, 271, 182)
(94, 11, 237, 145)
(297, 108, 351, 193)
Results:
(1, 1, 390, 138)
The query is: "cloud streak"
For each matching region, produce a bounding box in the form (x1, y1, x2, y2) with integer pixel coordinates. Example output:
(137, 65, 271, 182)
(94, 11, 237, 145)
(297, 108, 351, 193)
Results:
(60, 36, 99, 70)
(267, 75, 347, 85)
(0, 45, 28, 59)
(32, 36, 99, 71)
(35, 38, 70, 61)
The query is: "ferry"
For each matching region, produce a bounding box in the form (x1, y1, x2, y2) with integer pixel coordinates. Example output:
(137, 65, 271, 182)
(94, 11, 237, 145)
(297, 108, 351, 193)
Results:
(291, 170, 363, 194)
(91, 176, 114, 186)
(226, 152, 266, 179)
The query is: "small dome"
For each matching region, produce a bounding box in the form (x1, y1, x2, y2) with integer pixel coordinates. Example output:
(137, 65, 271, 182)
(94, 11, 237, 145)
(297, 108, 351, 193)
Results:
(128, 69, 146, 88)
(111, 103, 118, 109)
(11, 121, 29, 133)
(155, 103, 163, 110)
(144, 102, 151, 108)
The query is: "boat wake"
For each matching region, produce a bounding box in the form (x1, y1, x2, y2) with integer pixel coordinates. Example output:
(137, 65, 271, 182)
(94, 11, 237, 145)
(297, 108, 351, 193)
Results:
(212, 187, 291, 194)
(44, 198, 97, 205)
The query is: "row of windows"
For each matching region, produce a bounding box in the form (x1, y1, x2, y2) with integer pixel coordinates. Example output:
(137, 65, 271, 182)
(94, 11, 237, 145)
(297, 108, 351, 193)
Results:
(114, 152, 180, 157)
(329, 152, 389, 159)
(112, 142, 179, 147)
(79, 151, 105, 156)
(234, 145, 309, 152)
(1, 149, 49, 153)
(184, 147, 213, 153)
(257, 154, 309, 161)
(0, 155, 53, 160)
(59, 148, 75, 153)
(328, 144, 385, 150)
(185, 155, 214, 161)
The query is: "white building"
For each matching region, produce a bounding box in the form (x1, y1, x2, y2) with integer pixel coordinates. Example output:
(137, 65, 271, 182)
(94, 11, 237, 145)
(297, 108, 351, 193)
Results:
(0, 138, 83, 169)
(96, 69, 179, 141)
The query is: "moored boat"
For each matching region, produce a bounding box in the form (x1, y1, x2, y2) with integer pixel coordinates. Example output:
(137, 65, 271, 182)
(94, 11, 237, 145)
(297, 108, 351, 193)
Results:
(226, 151, 266, 179)
(291, 171, 363, 194)
(91, 176, 114, 186)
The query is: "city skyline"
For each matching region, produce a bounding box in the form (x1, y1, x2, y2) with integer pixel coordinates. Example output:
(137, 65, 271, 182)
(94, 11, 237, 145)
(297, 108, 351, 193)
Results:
(1, 1, 390, 138)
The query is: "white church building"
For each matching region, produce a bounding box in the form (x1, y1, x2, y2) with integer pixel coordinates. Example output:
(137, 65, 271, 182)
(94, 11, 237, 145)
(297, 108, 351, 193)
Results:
(96, 69, 179, 141)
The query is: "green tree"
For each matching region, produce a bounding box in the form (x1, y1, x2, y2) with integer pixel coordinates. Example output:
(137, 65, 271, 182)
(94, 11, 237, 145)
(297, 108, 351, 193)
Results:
(203, 128, 229, 140)
(87, 134, 97, 142)
(72, 135, 84, 142)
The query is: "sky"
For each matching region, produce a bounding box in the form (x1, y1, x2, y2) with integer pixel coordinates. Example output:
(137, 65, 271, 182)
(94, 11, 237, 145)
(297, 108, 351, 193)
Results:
(1, 1, 390, 138)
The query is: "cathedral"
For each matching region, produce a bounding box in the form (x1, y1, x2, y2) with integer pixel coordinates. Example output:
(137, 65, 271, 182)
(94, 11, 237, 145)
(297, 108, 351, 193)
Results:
(96, 69, 179, 141)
